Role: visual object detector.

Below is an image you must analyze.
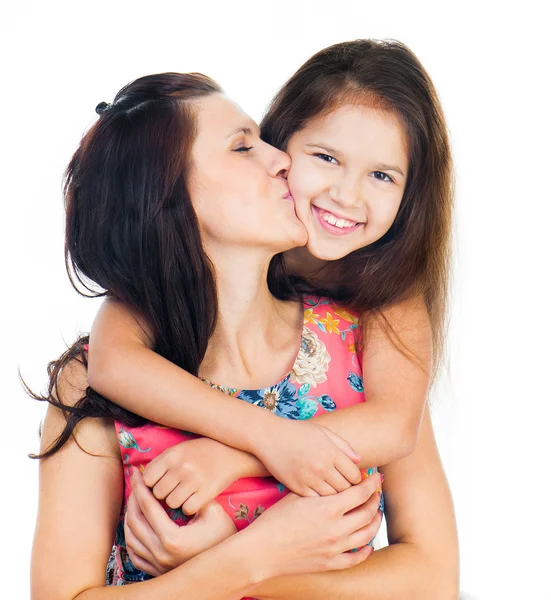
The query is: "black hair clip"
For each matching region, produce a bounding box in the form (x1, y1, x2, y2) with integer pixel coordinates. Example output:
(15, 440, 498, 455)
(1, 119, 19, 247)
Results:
(95, 101, 111, 115)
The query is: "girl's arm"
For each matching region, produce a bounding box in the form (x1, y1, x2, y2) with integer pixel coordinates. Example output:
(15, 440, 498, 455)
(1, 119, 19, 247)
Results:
(89, 295, 429, 472)
(251, 407, 460, 600)
(87, 299, 363, 497)
(313, 293, 432, 465)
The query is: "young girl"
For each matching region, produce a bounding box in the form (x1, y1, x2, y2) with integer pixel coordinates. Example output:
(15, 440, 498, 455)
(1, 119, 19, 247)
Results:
(87, 39, 451, 512)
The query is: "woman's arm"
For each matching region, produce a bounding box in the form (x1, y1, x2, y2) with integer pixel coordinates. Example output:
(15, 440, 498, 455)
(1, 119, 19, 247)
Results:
(251, 407, 460, 600)
(32, 359, 263, 600)
(32, 359, 379, 600)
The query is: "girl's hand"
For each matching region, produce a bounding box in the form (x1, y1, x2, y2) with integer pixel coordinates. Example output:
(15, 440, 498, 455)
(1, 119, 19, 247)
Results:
(142, 437, 254, 515)
(253, 420, 363, 496)
(244, 471, 383, 579)
(124, 469, 237, 576)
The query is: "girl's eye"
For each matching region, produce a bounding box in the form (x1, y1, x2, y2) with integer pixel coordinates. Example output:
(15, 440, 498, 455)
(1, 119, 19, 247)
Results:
(372, 171, 394, 183)
(233, 146, 253, 153)
(314, 153, 339, 165)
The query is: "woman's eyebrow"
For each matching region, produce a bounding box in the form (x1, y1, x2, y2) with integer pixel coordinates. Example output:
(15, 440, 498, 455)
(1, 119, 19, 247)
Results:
(226, 126, 259, 139)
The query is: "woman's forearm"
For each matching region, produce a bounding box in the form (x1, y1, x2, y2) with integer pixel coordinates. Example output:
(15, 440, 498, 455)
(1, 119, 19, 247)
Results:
(252, 542, 456, 600)
(74, 531, 262, 600)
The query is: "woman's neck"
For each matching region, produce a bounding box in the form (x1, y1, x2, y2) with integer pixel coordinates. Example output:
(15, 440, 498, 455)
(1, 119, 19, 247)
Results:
(200, 245, 303, 388)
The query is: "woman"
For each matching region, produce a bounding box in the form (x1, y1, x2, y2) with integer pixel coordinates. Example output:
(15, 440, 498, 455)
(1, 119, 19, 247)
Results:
(31, 74, 385, 600)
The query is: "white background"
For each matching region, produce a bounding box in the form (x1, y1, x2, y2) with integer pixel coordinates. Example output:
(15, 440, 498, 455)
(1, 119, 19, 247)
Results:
(1, 1, 549, 599)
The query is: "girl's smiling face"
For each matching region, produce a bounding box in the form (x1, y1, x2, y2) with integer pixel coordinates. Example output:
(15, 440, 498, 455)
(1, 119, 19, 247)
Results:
(286, 103, 409, 261)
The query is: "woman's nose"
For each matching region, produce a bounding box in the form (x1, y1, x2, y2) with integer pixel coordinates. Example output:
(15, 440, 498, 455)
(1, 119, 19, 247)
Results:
(269, 147, 291, 179)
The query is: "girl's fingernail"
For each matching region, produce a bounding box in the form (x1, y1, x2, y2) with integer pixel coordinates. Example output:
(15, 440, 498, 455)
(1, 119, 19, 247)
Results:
(380, 473, 385, 484)
(377, 509, 383, 518)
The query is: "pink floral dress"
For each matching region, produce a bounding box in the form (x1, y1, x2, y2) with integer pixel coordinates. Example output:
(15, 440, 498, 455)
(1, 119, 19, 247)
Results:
(107, 297, 383, 592)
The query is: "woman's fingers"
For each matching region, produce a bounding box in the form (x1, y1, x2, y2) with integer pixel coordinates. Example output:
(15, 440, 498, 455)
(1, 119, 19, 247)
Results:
(343, 510, 383, 552)
(331, 544, 374, 571)
(124, 505, 159, 568)
(126, 544, 163, 577)
(334, 472, 383, 514)
(131, 469, 179, 541)
(342, 490, 381, 532)
(125, 491, 164, 558)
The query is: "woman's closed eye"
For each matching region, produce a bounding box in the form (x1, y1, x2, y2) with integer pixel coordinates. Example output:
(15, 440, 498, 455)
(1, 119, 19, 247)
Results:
(233, 145, 253, 153)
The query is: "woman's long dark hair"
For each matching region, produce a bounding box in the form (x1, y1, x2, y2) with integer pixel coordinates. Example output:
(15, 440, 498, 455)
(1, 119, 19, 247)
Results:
(262, 40, 454, 377)
(28, 73, 225, 458)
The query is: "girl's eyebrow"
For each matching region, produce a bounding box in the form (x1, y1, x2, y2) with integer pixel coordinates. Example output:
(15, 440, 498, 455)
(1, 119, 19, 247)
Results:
(374, 163, 406, 178)
(305, 142, 343, 158)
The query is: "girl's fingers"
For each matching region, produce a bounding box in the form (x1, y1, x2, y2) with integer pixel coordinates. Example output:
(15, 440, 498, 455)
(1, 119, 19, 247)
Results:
(181, 492, 202, 516)
(142, 458, 168, 489)
(151, 472, 180, 501)
(310, 480, 338, 496)
(321, 427, 361, 463)
(324, 469, 352, 493)
(165, 483, 195, 510)
(335, 456, 362, 485)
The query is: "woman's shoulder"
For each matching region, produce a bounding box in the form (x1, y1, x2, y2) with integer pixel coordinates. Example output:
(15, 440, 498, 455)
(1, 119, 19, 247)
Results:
(45, 357, 120, 460)
(302, 295, 361, 330)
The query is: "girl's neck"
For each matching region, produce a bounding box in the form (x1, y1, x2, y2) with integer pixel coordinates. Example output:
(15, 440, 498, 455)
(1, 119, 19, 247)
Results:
(200, 245, 303, 388)
(284, 246, 330, 280)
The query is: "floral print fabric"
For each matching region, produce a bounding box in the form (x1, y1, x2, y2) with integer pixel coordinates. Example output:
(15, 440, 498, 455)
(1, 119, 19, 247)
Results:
(109, 297, 383, 590)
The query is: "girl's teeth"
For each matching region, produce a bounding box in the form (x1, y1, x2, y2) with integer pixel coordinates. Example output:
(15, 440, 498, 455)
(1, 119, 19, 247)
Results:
(321, 212, 356, 228)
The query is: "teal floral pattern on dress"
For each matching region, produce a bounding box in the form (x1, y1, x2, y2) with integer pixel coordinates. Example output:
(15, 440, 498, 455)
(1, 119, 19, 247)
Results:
(110, 296, 379, 593)
(118, 426, 151, 452)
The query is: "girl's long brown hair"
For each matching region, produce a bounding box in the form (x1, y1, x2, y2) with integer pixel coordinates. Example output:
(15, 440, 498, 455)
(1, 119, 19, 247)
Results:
(262, 39, 454, 378)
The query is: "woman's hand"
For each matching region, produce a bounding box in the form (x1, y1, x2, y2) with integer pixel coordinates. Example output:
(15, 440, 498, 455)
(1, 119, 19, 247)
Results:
(253, 419, 363, 496)
(244, 471, 383, 580)
(142, 437, 255, 515)
(124, 469, 237, 576)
